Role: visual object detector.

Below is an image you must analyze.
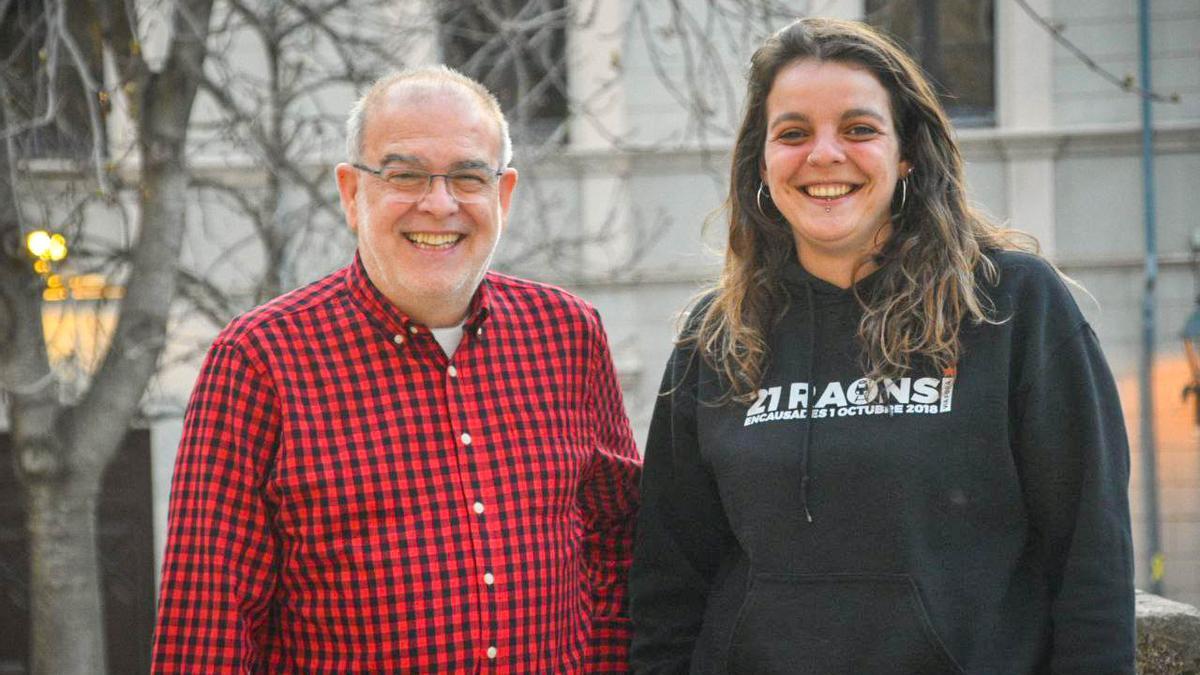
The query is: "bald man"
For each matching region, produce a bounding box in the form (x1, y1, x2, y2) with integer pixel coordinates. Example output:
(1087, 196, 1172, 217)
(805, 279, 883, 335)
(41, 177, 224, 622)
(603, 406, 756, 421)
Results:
(152, 67, 641, 673)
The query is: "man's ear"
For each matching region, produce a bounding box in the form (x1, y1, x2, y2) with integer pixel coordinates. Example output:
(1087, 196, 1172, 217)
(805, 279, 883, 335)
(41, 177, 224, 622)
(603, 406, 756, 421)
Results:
(497, 167, 518, 226)
(335, 163, 361, 233)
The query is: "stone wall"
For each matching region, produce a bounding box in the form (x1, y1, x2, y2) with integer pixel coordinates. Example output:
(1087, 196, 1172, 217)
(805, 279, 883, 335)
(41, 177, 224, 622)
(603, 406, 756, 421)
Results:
(1137, 590, 1200, 674)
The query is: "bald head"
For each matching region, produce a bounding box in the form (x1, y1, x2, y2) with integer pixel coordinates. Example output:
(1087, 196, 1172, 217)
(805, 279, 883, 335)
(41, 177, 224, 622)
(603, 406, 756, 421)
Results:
(345, 66, 512, 168)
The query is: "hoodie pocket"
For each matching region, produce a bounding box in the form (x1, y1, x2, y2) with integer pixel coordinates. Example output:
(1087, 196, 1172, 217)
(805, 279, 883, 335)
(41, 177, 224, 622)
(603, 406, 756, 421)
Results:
(726, 573, 964, 675)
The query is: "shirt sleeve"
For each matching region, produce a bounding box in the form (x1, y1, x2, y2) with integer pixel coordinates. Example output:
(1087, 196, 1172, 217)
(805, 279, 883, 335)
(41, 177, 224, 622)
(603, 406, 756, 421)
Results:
(629, 345, 736, 674)
(151, 340, 281, 673)
(577, 309, 642, 673)
(1011, 322, 1135, 673)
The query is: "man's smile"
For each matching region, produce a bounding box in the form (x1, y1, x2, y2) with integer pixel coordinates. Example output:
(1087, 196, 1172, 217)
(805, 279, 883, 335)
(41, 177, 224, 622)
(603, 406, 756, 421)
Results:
(404, 232, 464, 249)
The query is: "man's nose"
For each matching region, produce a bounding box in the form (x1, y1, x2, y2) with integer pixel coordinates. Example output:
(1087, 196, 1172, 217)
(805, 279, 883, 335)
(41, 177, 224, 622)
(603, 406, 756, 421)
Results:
(417, 175, 460, 216)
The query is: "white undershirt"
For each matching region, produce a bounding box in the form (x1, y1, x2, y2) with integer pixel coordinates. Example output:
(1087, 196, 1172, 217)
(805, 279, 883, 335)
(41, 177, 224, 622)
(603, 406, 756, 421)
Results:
(430, 323, 465, 357)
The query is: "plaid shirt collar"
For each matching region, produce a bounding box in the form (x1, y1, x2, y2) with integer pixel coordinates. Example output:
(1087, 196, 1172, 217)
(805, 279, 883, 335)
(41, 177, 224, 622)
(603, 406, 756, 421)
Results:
(345, 252, 493, 336)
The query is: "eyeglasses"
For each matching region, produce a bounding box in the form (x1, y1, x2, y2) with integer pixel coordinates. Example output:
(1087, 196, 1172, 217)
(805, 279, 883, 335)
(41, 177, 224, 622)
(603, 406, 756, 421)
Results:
(351, 163, 504, 204)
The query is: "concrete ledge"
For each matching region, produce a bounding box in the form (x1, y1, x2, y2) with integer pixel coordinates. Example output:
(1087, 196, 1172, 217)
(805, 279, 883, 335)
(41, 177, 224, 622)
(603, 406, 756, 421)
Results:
(1137, 590, 1200, 674)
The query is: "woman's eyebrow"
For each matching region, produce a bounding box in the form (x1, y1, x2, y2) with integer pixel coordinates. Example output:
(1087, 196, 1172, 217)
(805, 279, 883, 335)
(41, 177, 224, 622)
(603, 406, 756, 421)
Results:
(768, 111, 809, 130)
(768, 108, 887, 130)
(842, 107, 886, 123)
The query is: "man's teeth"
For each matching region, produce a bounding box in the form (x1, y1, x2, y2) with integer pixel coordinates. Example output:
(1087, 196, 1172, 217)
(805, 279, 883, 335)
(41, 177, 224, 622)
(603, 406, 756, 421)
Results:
(406, 232, 462, 247)
(804, 184, 854, 198)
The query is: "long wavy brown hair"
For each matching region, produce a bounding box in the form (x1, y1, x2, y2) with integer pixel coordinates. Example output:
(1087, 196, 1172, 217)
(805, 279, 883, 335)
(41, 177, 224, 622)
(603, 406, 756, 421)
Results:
(690, 17, 1034, 403)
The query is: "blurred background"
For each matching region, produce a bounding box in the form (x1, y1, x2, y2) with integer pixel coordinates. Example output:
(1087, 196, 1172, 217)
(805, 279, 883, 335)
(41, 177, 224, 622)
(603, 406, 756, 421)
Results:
(0, 0, 1197, 672)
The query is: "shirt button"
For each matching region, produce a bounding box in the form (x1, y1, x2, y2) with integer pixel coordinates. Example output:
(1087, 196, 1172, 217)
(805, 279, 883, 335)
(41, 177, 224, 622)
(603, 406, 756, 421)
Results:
(408, 325, 419, 334)
(476, 326, 483, 336)
(448, 365, 458, 377)
(487, 646, 497, 659)
(473, 501, 485, 514)
(484, 572, 495, 586)
(392, 334, 404, 345)
(461, 433, 472, 446)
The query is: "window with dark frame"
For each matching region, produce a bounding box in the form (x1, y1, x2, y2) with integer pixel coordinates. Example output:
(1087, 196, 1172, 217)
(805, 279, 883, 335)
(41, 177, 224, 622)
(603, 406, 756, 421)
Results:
(865, 0, 996, 127)
(437, 0, 570, 146)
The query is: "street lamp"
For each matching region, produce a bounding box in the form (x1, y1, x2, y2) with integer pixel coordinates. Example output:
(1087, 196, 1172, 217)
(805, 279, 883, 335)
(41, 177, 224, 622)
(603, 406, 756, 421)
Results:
(26, 230, 68, 262)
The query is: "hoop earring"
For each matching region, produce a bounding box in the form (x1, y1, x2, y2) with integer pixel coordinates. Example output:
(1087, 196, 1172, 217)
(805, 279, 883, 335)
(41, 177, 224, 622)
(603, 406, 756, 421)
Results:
(899, 176, 909, 211)
(756, 183, 771, 217)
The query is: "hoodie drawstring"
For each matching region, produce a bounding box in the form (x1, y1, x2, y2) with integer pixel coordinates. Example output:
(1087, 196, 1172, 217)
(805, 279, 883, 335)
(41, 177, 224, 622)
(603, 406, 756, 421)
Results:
(799, 280, 816, 524)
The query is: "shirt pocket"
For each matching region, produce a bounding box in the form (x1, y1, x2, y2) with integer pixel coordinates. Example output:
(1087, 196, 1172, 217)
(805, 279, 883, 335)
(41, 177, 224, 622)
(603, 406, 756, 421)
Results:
(504, 433, 591, 517)
(727, 572, 965, 675)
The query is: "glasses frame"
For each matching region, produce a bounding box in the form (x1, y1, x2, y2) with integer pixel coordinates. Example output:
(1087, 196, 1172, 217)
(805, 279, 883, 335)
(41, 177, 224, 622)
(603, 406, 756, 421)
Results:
(351, 162, 505, 204)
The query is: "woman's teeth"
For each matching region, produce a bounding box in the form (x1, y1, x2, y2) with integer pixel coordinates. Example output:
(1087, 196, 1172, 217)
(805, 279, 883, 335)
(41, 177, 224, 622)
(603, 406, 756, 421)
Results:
(405, 232, 462, 248)
(803, 183, 854, 199)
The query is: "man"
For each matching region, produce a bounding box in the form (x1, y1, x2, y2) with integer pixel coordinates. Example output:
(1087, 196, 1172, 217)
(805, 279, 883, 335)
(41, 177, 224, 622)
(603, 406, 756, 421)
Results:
(152, 66, 641, 673)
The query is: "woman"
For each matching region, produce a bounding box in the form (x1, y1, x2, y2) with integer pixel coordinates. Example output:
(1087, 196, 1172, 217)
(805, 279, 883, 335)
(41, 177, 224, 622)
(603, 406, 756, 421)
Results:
(629, 17, 1134, 674)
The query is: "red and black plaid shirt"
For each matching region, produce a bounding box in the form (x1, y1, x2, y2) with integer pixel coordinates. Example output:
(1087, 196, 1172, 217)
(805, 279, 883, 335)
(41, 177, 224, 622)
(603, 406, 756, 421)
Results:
(151, 257, 641, 673)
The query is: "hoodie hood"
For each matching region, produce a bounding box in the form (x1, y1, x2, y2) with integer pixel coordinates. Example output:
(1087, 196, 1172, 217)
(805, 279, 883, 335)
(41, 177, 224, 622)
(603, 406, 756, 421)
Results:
(779, 256, 886, 307)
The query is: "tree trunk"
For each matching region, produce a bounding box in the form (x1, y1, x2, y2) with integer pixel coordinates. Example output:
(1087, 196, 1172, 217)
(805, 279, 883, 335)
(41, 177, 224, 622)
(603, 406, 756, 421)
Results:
(2, 2, 213, 668)
(27, 473, 106, 675)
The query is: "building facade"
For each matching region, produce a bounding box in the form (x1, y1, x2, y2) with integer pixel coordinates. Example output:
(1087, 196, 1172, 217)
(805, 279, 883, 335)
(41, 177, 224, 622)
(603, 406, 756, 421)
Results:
(527, 0, 1200, 605)
(4, 0, 1199, 640)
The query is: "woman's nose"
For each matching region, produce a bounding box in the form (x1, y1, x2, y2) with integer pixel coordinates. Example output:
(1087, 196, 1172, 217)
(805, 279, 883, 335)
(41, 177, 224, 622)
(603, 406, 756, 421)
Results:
(806, 132, 847, 166)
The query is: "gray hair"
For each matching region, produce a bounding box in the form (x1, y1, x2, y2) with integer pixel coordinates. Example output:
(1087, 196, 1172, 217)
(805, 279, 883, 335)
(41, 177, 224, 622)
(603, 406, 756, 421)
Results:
(345, 65, 513, 168)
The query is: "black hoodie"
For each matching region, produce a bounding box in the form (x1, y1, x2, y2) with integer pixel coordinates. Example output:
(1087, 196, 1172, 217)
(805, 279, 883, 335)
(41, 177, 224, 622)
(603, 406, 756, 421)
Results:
(630, 250, 1134, 674)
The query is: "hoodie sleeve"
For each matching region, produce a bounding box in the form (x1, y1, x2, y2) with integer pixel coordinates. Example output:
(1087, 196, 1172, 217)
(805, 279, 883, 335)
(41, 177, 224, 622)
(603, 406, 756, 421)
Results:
(1011, 319, 1135, 673)
(629, 344, 737, 674)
